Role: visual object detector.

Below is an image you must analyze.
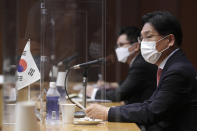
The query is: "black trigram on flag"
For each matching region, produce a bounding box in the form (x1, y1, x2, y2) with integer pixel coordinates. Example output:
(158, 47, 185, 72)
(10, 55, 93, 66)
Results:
(22, 51, 27, 56)
(17, 76, 23, 81)
(28, 68, 35, 76)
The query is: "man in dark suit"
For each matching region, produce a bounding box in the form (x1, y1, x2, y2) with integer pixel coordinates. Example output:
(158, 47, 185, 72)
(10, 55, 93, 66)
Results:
(86, 11, 197, 131)
(87, 26, 157, 104)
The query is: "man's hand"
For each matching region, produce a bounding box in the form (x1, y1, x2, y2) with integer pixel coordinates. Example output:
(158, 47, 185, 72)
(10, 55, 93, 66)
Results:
(109, 82, 119, 89)
(86, 104, 110, 120)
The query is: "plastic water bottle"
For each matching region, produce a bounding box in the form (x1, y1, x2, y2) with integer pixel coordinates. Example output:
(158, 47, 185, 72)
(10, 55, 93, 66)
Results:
(46, 82, 60, 125)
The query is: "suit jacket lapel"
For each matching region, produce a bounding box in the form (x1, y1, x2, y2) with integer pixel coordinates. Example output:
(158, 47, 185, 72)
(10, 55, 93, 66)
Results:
(157, 49, 183, 88)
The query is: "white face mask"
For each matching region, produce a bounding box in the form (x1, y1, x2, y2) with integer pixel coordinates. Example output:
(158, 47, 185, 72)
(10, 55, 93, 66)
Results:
(140, 35, 169, 64)
(115, 46, 131, 63)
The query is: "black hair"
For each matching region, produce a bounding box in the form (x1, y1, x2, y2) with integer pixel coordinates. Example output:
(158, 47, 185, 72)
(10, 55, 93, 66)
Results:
(142, 11, 183, 46)
(118, 26, 140, 44)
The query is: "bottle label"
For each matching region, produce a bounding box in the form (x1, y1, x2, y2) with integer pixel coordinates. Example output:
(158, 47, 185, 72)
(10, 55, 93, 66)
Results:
(51, 111, 56, 120)
(46, 96, 59, 121)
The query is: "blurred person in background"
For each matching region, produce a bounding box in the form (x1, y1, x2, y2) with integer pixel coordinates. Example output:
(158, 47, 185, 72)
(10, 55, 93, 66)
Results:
(87, 26, 157, 104)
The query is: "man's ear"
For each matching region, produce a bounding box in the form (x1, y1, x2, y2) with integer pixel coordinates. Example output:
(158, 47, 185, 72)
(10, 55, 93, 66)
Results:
(168, 34, 175, 47)
(134, 43, 140, 51)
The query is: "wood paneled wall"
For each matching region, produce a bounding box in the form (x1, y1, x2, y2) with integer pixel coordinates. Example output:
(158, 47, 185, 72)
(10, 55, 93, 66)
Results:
(0, 0, 3, 127)
(0, 0, 3, 74)
(1, 0, 197, 82)
(105, 0, 197, 82)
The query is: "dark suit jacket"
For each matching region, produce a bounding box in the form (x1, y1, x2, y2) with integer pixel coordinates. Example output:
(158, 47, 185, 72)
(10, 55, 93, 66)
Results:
(108, 49, 197, 131)
(95, 53, 157, 104)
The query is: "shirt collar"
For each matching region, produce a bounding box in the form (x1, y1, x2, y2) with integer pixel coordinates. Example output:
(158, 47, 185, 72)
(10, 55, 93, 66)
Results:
(159, 48, 179, 69)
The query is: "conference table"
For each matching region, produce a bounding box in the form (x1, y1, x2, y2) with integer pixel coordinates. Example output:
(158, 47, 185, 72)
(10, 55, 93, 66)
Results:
(1, 101, 141, 131)
(2, 122, 140, 131)
(0, 85, 141, 131)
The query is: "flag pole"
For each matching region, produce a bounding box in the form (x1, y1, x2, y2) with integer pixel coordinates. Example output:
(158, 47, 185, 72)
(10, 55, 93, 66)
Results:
(28, 85, 31, 101)
(28, 38, 31, 101)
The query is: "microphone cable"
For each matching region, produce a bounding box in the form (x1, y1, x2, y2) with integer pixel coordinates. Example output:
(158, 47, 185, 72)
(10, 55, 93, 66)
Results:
(64, 68, 85, 110)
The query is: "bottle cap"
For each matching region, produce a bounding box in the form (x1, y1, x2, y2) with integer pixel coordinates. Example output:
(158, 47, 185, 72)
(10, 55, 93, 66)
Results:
(49, 82, 56, 88)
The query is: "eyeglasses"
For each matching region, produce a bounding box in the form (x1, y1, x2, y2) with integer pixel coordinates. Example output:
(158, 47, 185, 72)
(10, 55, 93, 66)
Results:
(114, 42, 131, 49)
(138, 35, 161, 43)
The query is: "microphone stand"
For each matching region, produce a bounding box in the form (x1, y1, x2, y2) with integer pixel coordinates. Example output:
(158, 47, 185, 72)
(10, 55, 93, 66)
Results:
(64, 59, 104, 118)
(82, 67, 88, 108)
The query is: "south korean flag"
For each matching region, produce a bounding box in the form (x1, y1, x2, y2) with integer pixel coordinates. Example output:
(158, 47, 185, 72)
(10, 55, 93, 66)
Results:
(16, 40, 40, 90)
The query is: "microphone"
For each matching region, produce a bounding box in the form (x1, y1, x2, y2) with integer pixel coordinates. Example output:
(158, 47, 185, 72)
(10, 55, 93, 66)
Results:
(57, 53, 78, 66)
(71, 58, 105, 69)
